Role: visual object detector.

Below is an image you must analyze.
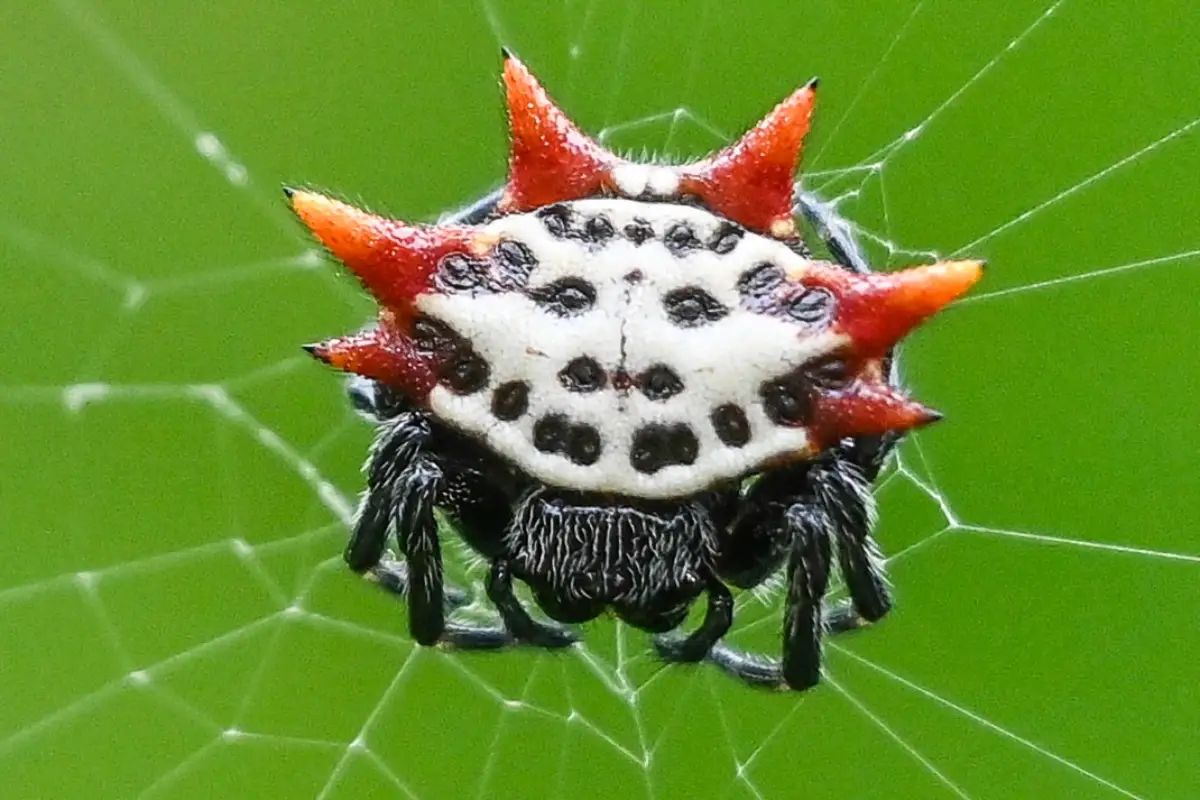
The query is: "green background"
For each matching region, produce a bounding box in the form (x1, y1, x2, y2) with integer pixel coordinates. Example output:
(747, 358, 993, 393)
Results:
(2, 1, 1197, 798)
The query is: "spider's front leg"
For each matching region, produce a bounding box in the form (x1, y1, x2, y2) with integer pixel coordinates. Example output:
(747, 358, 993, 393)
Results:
(346, 411, 515, 649)
(343, 380, 470, 611)
(707, 450, 892, 690)
(348, 407, 576, 650)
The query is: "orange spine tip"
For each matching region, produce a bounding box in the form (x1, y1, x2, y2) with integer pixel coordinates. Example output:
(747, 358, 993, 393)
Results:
(828, 260, 984, 357)
(288, 190, 475, 310)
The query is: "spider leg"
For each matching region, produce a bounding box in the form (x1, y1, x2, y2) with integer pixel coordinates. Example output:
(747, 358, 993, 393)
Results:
(346, 413, 514, 649)
(487, 559, 578, 648)
(707, 455, 890, 690)
(796, 185, 902, 623)
(703, 600, 868, 689)
(782, 504, 837, 688)
(703, 506, 834, 690)
(831, 436, 899, 624)
(652, 579, 734, 663)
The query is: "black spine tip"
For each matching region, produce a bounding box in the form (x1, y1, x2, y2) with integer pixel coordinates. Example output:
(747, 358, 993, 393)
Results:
(922, 409, 945, 426)
(282, 185, 297, 200)
(301, 343, 322, 358)
(500, 45, 514, 60)
(977, 259, 989, 272)
(806, 77, 820, 90)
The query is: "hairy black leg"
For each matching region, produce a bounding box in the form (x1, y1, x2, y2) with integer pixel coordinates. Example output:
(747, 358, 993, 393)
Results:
(390, 455, 447, 645)
(828, 436, 899, 625)
(653, 578, 735, 663)
(344, 413, 427, 573)
(346, 413, 516, 650)
(344, 413, 474, 614)
(798, 187, 902, 623)
(704, 597, 870, 687)
(486, 559, 577, 648)
(779, 506, 834, 689)
(704, 507, 833, 690)
(709, 451, 896, 690)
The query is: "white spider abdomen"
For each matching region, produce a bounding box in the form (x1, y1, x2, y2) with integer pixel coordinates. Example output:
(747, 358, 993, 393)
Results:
(418, 198, 847, 499)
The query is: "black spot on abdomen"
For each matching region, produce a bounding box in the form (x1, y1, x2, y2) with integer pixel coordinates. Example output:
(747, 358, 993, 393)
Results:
(527, 277, 596, 317)
(664, 222, 702, 254)
(491, 381, 530, 420)
(760, 369, 814, 426)
(662, 286, 728, 327)
(708, 222, 744, 254)
(565, 423, 603, 466)
(536, 204, 615, 247)
(434, 240, 538, 295)
(440, 345, 491, 395)
(558, 356, 607, 393)
(736, 262, 785, 308)
(534, 414, 570, 454)
(624, 219, 655, 245)
(533, 414, 604, 467)
(711, 404, 751, 447)
(630, 423, 699, 474)
(637, 364, 684, 401)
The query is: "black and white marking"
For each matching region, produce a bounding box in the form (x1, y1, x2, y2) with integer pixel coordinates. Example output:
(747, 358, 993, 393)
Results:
(418, 198, 848, 498)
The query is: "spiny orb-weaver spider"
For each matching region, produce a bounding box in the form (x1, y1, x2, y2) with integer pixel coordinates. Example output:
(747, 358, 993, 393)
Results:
(288, 52, 983, 690)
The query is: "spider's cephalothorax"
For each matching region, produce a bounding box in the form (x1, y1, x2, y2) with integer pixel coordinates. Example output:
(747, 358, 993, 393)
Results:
(290, 53, 983, 690)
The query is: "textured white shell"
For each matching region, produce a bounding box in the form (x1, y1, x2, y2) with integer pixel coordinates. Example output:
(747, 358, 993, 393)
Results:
(418, 198, 845, 499)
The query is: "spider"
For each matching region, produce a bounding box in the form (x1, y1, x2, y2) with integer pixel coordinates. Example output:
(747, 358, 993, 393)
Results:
(288, 52, 982, 691)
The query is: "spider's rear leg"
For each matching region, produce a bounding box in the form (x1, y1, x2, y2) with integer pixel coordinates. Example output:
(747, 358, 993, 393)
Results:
(827, 435, 899, 626)
(345, 405, 474, 614)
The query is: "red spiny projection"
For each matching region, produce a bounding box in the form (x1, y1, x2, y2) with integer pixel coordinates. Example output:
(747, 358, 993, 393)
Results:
(293, 56, 984, 439)
(680, 81, 818, 238)
(498, 52, 818, 240)
(287, 189, 477, 310)
(808, 379, 941, 450)
(500, 52, 617, 212)
(304, 313, 441, 400)
(802, 260, 985, 358)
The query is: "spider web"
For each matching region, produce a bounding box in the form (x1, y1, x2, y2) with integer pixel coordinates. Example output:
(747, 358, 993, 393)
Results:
(2, 0, 1198, 797)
